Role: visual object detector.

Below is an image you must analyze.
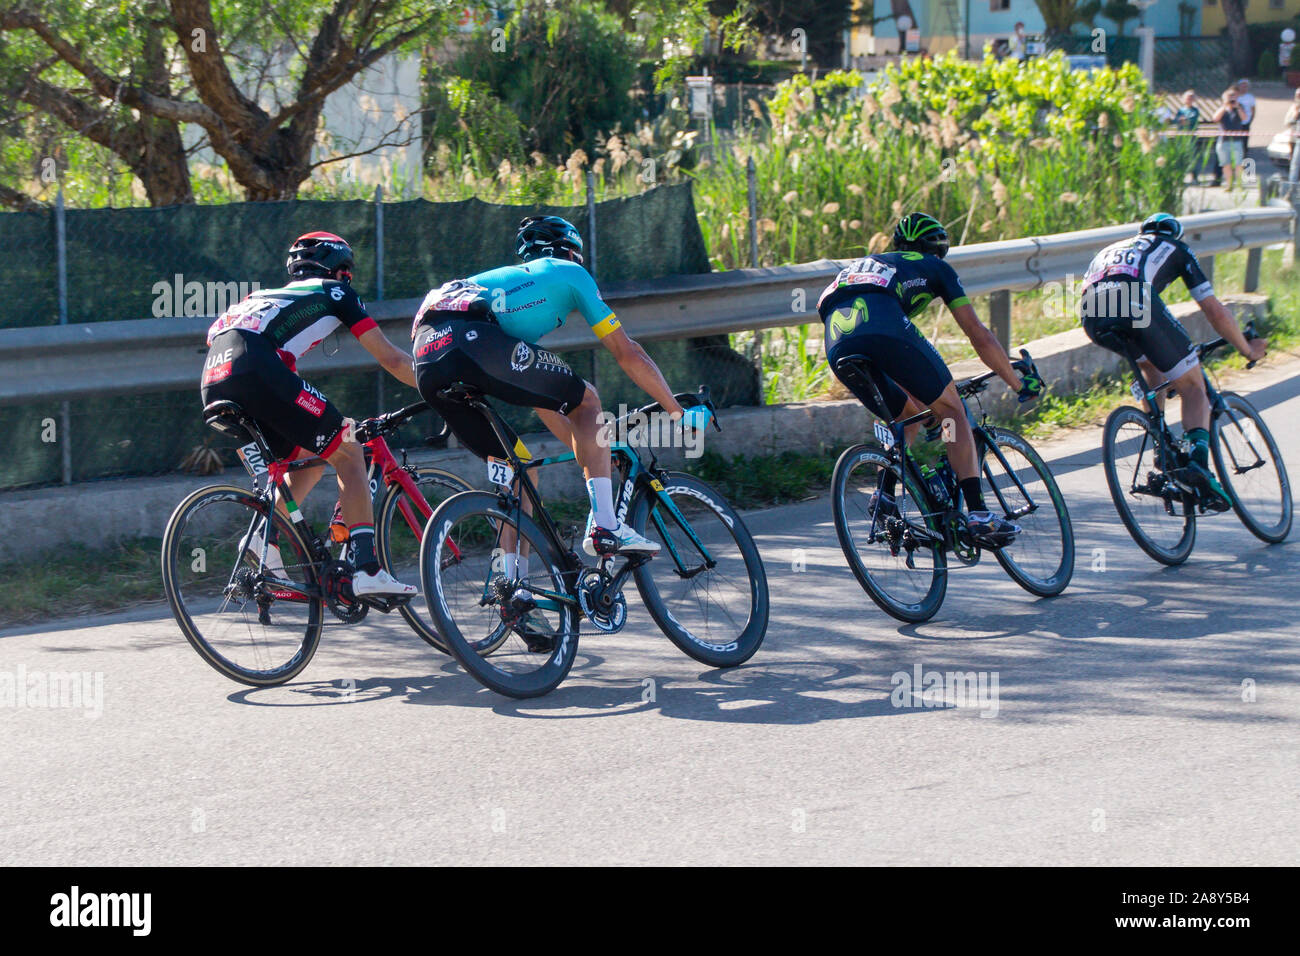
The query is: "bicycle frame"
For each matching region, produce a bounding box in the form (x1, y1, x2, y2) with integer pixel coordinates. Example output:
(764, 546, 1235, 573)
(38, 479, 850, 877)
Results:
(837, 356, 1041, 553)
(438, 390, 719, 613)
(1116, 340, 1267, 513)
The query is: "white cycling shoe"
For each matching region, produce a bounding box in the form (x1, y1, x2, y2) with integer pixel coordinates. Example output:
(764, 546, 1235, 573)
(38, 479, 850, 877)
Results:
(352, 568, 418, 597)
(582, 517, 661, 557)
(240, 526, 286, 575)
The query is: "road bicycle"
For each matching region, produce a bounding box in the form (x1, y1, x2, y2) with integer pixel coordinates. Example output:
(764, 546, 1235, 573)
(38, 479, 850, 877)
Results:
(1100, 321, 1291, 565)
(161, 400, 471, 685)
(830, 351, 1075, 623)
(418, 384, 769, 698)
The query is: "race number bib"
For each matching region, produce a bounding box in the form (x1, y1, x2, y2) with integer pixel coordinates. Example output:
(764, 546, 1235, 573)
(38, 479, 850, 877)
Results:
(208, 297, 282, 342)
(843, 257, 897, 289)
(413, 280, 488, 338)
(486, 457, 514, 487)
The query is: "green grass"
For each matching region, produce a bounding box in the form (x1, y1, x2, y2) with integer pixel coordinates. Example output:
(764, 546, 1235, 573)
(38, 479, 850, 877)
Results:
(1, 537, 165, 628)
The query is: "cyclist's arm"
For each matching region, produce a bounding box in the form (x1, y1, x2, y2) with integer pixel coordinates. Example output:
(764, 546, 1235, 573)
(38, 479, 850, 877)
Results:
(600, 327, 685, 417)
(950, 302, 1021, 392)
(357, 326, 418, 388)
(1199, 294, 1265, 360)
(1181, 252, 1264, 361)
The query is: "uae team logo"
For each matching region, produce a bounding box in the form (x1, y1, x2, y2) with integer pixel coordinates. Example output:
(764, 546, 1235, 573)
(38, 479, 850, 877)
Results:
(510, 341, 535, 372)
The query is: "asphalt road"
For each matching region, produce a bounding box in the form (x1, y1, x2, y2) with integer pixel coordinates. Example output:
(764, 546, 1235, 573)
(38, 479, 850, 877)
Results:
(3, 358, 1299, 866)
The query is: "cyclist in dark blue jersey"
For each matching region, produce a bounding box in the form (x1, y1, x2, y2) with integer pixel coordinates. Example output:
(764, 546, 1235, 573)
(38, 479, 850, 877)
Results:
(817, 212, 1041, 544)
(1079, 212, 1266, 510)
(202, 231, 420, 596)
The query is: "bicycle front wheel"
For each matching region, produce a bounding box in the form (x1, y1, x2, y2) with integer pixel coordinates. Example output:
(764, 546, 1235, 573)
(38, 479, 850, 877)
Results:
(628, 473, 769, 667)
(981, 427, 1075, 596)
(1102, 405, 1195, 566)
(375, 466, 474, 652)
(420, 491, 580, 698)
(1212, 392, 1293, 544)
(832, 444, 946, 623)
(161, 484, 323, 686)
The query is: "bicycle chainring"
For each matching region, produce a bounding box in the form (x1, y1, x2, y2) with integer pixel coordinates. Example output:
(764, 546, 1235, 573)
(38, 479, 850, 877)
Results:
(948, 513, 980, 565)
(322, 560, 368, 623)
(576, 568, 627, 634)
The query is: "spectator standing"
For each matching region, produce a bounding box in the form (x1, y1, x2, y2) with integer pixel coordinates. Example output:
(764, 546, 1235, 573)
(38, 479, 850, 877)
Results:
(1285, 88, 1300, 186)
(1212, 87, 1249, 190)
(1008, 22, 1027, 62)
(1235, 79, 1256, 131)
(1173, 89, 1206, 183)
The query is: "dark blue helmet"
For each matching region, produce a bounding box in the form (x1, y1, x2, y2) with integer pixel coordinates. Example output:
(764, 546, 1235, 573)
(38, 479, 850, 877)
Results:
(516, 216, 584, 263)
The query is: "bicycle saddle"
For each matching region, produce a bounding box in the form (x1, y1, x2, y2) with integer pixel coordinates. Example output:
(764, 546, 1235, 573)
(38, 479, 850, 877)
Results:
(203, 400, 256, 444)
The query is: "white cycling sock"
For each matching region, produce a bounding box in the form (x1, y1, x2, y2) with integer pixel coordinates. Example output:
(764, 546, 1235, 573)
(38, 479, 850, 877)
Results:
(502, 552, 531, 581)
(587, 476, 617, 529)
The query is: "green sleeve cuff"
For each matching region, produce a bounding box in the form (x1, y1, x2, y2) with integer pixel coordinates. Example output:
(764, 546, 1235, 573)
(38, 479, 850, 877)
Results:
(949, 296, 971, 309)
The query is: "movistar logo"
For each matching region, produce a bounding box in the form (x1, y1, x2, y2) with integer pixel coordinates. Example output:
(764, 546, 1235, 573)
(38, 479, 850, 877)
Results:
(828, 297, 867, 340)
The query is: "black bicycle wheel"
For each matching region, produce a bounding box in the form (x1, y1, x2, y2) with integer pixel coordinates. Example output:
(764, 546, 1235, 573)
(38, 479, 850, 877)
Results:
(375, 466, 474, 652)
(420, 491, 579, 698)
(162, 484, 323, 686)
(831, 444, 946, 623)
(1212, 392, 1293, 543)
(1102, 405, 1195, 565)
(981, 427, 1075, 596)
(628, 472, 769, 667)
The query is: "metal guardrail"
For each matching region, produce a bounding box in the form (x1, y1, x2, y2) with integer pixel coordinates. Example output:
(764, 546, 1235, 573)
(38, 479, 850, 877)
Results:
(0, 207, 1291, 407)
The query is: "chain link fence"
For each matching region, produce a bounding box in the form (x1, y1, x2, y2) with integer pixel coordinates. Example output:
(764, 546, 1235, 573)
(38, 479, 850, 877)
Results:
(0, 183, 770, 491)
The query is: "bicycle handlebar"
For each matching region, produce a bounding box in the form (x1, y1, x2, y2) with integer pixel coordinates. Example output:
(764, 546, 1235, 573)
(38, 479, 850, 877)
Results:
(1198, 320, 1259, 368)
(611, 385, 721, 432)
(352, 400, 430, 445)
(956, 349, 1037, 398)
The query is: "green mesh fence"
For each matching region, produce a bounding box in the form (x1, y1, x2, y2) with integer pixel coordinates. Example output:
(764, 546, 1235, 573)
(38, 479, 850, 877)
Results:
(0, 183, 764, 491)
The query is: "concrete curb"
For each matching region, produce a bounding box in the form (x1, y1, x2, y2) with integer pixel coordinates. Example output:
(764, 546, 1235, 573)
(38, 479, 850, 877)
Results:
(0, 295, 1270, 564)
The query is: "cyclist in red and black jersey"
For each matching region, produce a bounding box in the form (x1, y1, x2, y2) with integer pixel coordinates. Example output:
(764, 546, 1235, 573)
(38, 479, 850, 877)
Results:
(201, 231, 419, 597)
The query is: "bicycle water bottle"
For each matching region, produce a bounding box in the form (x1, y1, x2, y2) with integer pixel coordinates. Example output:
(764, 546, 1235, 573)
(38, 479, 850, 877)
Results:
(920, 464, 951, 508)
(935, 457, 957, 508)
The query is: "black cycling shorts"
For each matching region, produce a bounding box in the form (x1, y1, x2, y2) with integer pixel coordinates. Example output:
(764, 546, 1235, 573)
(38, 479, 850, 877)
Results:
(201, 329, 346, 461)
(821, 290, 953, 420)
(1081, 284, 1198, 379)
(412, 315, 587, 460)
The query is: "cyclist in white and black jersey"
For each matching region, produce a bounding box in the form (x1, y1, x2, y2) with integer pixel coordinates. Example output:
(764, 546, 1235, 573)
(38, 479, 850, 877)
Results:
(201, 231, 420, 597)
(1080, 212, 1267, 509)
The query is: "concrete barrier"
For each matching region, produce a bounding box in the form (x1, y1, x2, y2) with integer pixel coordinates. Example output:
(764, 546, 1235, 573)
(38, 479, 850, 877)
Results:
(0, 294, 1270, 564)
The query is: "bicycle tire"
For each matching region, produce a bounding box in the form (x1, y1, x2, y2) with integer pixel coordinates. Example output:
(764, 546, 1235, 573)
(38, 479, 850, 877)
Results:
(162, 484, 323, 686)
(1211, 392, 1293, 543)
(832, 444, 947, 623)
(375, 465, 474, 653)
(627, 472, 769, 667)
(1102, 405, 1195, 565)
(981, 427, 1075, 597)
(420, 491, 580, 698)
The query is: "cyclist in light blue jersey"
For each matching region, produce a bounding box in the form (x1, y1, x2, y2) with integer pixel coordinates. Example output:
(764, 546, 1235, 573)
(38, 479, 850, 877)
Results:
(412, 216, 708, 558)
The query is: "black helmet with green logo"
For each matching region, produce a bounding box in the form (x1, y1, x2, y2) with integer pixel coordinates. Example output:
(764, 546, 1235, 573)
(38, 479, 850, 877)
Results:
(892, 212, 950, 259)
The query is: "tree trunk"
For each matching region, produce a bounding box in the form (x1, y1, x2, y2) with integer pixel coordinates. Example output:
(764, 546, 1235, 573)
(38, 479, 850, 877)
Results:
(1220, 0, 1253, 77)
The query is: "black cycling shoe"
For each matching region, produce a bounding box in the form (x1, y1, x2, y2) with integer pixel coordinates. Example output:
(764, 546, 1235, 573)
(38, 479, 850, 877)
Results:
(502, 589, 556, 653)
(966, 510, 1021, 547)
(1182, 462, 1233, 513)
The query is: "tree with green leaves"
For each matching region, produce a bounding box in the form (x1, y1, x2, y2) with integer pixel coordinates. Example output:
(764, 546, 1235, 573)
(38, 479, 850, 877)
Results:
(1100, 1, 1139, 37)
(0, 0, 451, 207)
(1033, 0, 1101, 39)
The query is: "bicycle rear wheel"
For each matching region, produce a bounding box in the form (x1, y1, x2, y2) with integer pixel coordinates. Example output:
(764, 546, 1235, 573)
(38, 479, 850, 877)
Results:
(628, 473, 769, 667)
(981, 427, 1074, 596)
(1211, 392, 1293, 543)
(1102, 405, 1195, 565)
(161, 484, 323, 685)
(375, 466, 474, 652)
(420, 491, 580, 698)
(832, 444, 946, 623)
